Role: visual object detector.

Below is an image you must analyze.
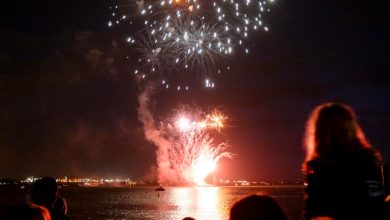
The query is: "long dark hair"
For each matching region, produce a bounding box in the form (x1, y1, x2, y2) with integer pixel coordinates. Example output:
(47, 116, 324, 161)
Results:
(303, 102, 375, 163)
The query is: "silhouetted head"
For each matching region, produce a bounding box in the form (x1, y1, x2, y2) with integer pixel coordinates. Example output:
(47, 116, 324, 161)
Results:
(31, 177, 58, 209)
(182, 217, 196, 220)
(2, 203, 51, 220)
(304, 102, 371, 161)
(229, 194, 287, 220)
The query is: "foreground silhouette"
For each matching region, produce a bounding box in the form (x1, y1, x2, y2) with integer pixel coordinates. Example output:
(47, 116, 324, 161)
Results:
(302, 102, 387, 220)
(229, 194, 287, 220)
(31, 177, 70, 220)
(2, 202, 51, 220)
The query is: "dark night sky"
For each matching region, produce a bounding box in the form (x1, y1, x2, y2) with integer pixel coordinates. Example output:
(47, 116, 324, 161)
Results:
(1, 0, 389, 181)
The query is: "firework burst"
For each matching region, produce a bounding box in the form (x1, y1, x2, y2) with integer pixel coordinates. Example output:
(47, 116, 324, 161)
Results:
(138, 87, 232, 185)
(135, 15, 230, 89)
(109, 0, 274, 88)
(164, 107, 232, 185)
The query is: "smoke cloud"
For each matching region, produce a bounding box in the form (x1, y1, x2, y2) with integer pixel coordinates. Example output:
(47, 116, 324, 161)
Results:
(137, 84, 181, 184)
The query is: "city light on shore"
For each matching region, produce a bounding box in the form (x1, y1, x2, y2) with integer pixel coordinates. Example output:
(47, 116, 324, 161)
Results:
(0, 176, 303, 187)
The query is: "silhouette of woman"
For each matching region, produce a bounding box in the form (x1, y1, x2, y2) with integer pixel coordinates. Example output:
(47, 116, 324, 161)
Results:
(302, 102, 386, 220)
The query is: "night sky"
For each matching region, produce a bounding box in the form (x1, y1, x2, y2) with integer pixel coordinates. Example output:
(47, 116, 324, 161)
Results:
(1, 0, 389, 181)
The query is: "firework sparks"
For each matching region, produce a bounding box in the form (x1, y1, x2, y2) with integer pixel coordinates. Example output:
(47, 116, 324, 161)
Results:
(175, 109, 227, 132)
(167, 108, 232, 185)
(136, 14, 230, 87)
(138, 87, 232, 185)
(109, 0, 274, 89)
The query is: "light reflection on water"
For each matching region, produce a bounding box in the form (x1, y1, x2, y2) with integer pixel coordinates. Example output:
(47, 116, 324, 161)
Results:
(196, 187, 220, 218)
(171, 187, 223, 220)
(56, 186, 303, 220)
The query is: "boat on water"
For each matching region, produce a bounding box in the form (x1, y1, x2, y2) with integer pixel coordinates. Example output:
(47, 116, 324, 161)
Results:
(155, 186, 165, 191)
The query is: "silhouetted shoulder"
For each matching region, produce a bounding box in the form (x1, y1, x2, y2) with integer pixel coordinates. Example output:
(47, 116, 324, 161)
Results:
(1, 203, 51, 220)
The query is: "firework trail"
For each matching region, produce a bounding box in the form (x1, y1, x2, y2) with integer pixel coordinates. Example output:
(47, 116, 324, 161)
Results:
(138, 84, 232, 185)
(109, 0, 274, 89)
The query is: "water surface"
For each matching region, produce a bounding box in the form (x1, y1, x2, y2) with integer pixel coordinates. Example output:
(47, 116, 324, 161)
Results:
(61, 186, 303, 220)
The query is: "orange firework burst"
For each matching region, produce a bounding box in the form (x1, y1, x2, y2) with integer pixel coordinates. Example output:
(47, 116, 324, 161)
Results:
(169, 108, 232, 185)
(175, 109, 227, 132)
(138, 87, 232, 186)
(207, 110, 227, 131)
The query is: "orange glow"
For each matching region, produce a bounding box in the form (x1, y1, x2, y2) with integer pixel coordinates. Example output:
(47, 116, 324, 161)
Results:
(192, 154, 217, 185)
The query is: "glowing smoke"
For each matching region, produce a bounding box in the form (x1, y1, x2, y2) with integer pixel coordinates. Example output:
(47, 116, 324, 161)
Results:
(137, 84, 232, 185)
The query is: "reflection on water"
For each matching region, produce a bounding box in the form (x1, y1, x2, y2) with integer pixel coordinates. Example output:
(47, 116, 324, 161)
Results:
(0, 186, 304, 220)
(196, 187, 220, 218)
(172, 187, 192, 218)
(172, 187, 223, 220)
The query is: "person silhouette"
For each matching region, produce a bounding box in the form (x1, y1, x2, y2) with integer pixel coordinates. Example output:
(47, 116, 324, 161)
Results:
(1, 202, 51, 220)
(229, 194, 287, 220)
(31, 177, 70, 220)
(302, 102, 387, 220)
